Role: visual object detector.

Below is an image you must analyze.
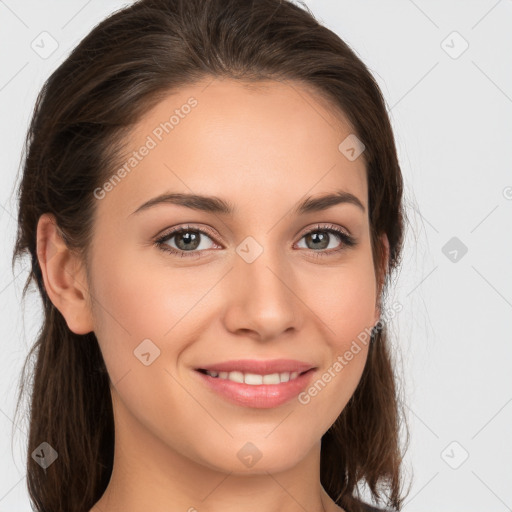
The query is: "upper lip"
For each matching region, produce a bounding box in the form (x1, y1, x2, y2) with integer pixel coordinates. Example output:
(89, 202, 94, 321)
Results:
(196, 359, 317, 375)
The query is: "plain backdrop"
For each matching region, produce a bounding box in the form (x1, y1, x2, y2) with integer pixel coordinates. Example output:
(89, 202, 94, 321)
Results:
(1, 1, 511, 511)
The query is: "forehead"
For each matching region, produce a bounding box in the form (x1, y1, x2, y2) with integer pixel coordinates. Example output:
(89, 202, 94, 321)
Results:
(98, 78, 368, 218)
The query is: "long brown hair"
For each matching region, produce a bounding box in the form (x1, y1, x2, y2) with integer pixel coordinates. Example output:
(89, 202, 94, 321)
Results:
(11, 1, 410, 511)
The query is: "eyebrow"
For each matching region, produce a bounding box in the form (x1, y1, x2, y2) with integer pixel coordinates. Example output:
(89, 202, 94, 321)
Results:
(129, 189, 366, 217)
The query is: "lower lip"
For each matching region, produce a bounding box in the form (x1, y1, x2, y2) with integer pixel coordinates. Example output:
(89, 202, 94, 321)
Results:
(195, 369, 316, 408)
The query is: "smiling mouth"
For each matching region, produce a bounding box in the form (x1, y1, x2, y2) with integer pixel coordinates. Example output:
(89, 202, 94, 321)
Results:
(196, 368, 312, 385)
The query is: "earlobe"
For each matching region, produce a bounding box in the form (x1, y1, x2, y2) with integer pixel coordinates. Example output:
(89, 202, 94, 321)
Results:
(36, 213, 94, 335)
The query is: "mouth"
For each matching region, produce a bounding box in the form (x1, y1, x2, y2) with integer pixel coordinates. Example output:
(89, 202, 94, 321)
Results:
(193, 361, 318, 408)
(195, 367, 313, 385)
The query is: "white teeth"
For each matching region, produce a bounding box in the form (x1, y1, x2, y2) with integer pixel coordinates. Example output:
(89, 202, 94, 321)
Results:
(245, 373, 263, 385)
(204, 369, 303, 384)
(228, 371, 244, 383)
(263, 373, 280, 384)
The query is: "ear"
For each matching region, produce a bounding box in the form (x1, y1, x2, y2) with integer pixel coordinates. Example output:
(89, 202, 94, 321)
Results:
(373, 232, 390, 325)
(36, 213, 94, 335)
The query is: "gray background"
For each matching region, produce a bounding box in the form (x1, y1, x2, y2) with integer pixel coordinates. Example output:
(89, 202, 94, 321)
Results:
(1, 1, 511, 511)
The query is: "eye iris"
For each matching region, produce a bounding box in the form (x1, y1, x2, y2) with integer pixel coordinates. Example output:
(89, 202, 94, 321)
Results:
(175, 230, 200, 250)
(306, 231, 329, 250)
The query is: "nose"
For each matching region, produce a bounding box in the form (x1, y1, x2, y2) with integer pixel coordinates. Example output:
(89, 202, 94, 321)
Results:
(222, 247, 303, 342)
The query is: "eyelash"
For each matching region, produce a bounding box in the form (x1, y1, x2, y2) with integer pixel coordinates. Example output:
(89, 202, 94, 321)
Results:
(154, 223, 357, 259)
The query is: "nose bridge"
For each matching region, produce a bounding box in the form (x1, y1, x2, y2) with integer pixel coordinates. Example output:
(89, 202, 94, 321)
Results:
(241, 236, 291, 294)
(228, 234, 300, 336)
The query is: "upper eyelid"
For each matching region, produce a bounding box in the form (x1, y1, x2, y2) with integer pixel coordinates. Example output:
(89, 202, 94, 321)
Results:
(156, 224, 218, 244)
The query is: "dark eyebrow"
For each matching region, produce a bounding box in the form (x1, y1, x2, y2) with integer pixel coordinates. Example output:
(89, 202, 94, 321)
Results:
(129, 193, 235, 216)
(293, 190, 365, 215)
(129, 189, 365, 217)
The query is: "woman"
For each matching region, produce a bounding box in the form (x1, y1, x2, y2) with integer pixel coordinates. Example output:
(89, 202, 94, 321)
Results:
(12, 1, 409, 511)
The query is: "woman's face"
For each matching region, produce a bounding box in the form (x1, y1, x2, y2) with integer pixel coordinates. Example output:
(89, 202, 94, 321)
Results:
(83, 78, 386, 474)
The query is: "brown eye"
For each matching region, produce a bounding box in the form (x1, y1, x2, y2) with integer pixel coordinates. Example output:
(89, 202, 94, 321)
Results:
(296, 224, 357, 256)
(155, 225, 219, 258)
(154, 223, 357, 259)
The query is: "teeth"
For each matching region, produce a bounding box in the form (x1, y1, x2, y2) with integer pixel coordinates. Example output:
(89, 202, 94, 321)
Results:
(227, 371, 244, 383)
(245, 373, 263, 385)
(263, 373, 279, 384)
(205, 370, 301, 384)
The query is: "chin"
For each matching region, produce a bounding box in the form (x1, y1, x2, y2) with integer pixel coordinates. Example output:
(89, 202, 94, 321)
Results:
(195, 439, 310, 475)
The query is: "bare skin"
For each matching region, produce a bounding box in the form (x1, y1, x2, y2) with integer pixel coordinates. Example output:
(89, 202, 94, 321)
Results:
(37, 77, 388, 512)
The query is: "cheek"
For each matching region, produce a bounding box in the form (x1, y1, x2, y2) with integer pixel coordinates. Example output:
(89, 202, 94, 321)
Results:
(300, 259, 376, 411)
(91, 244, 193, 334)
(89, 242, 225, 388)
(299, 276, 373, 431)
(305, 258, 377, 344)
(88, 245, 181, 380)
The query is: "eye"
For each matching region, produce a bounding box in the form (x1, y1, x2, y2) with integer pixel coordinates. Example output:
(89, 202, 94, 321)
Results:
(295, 223, 357, 258)
(154, 223, 357, 258)
(154, 225, 219, 258)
